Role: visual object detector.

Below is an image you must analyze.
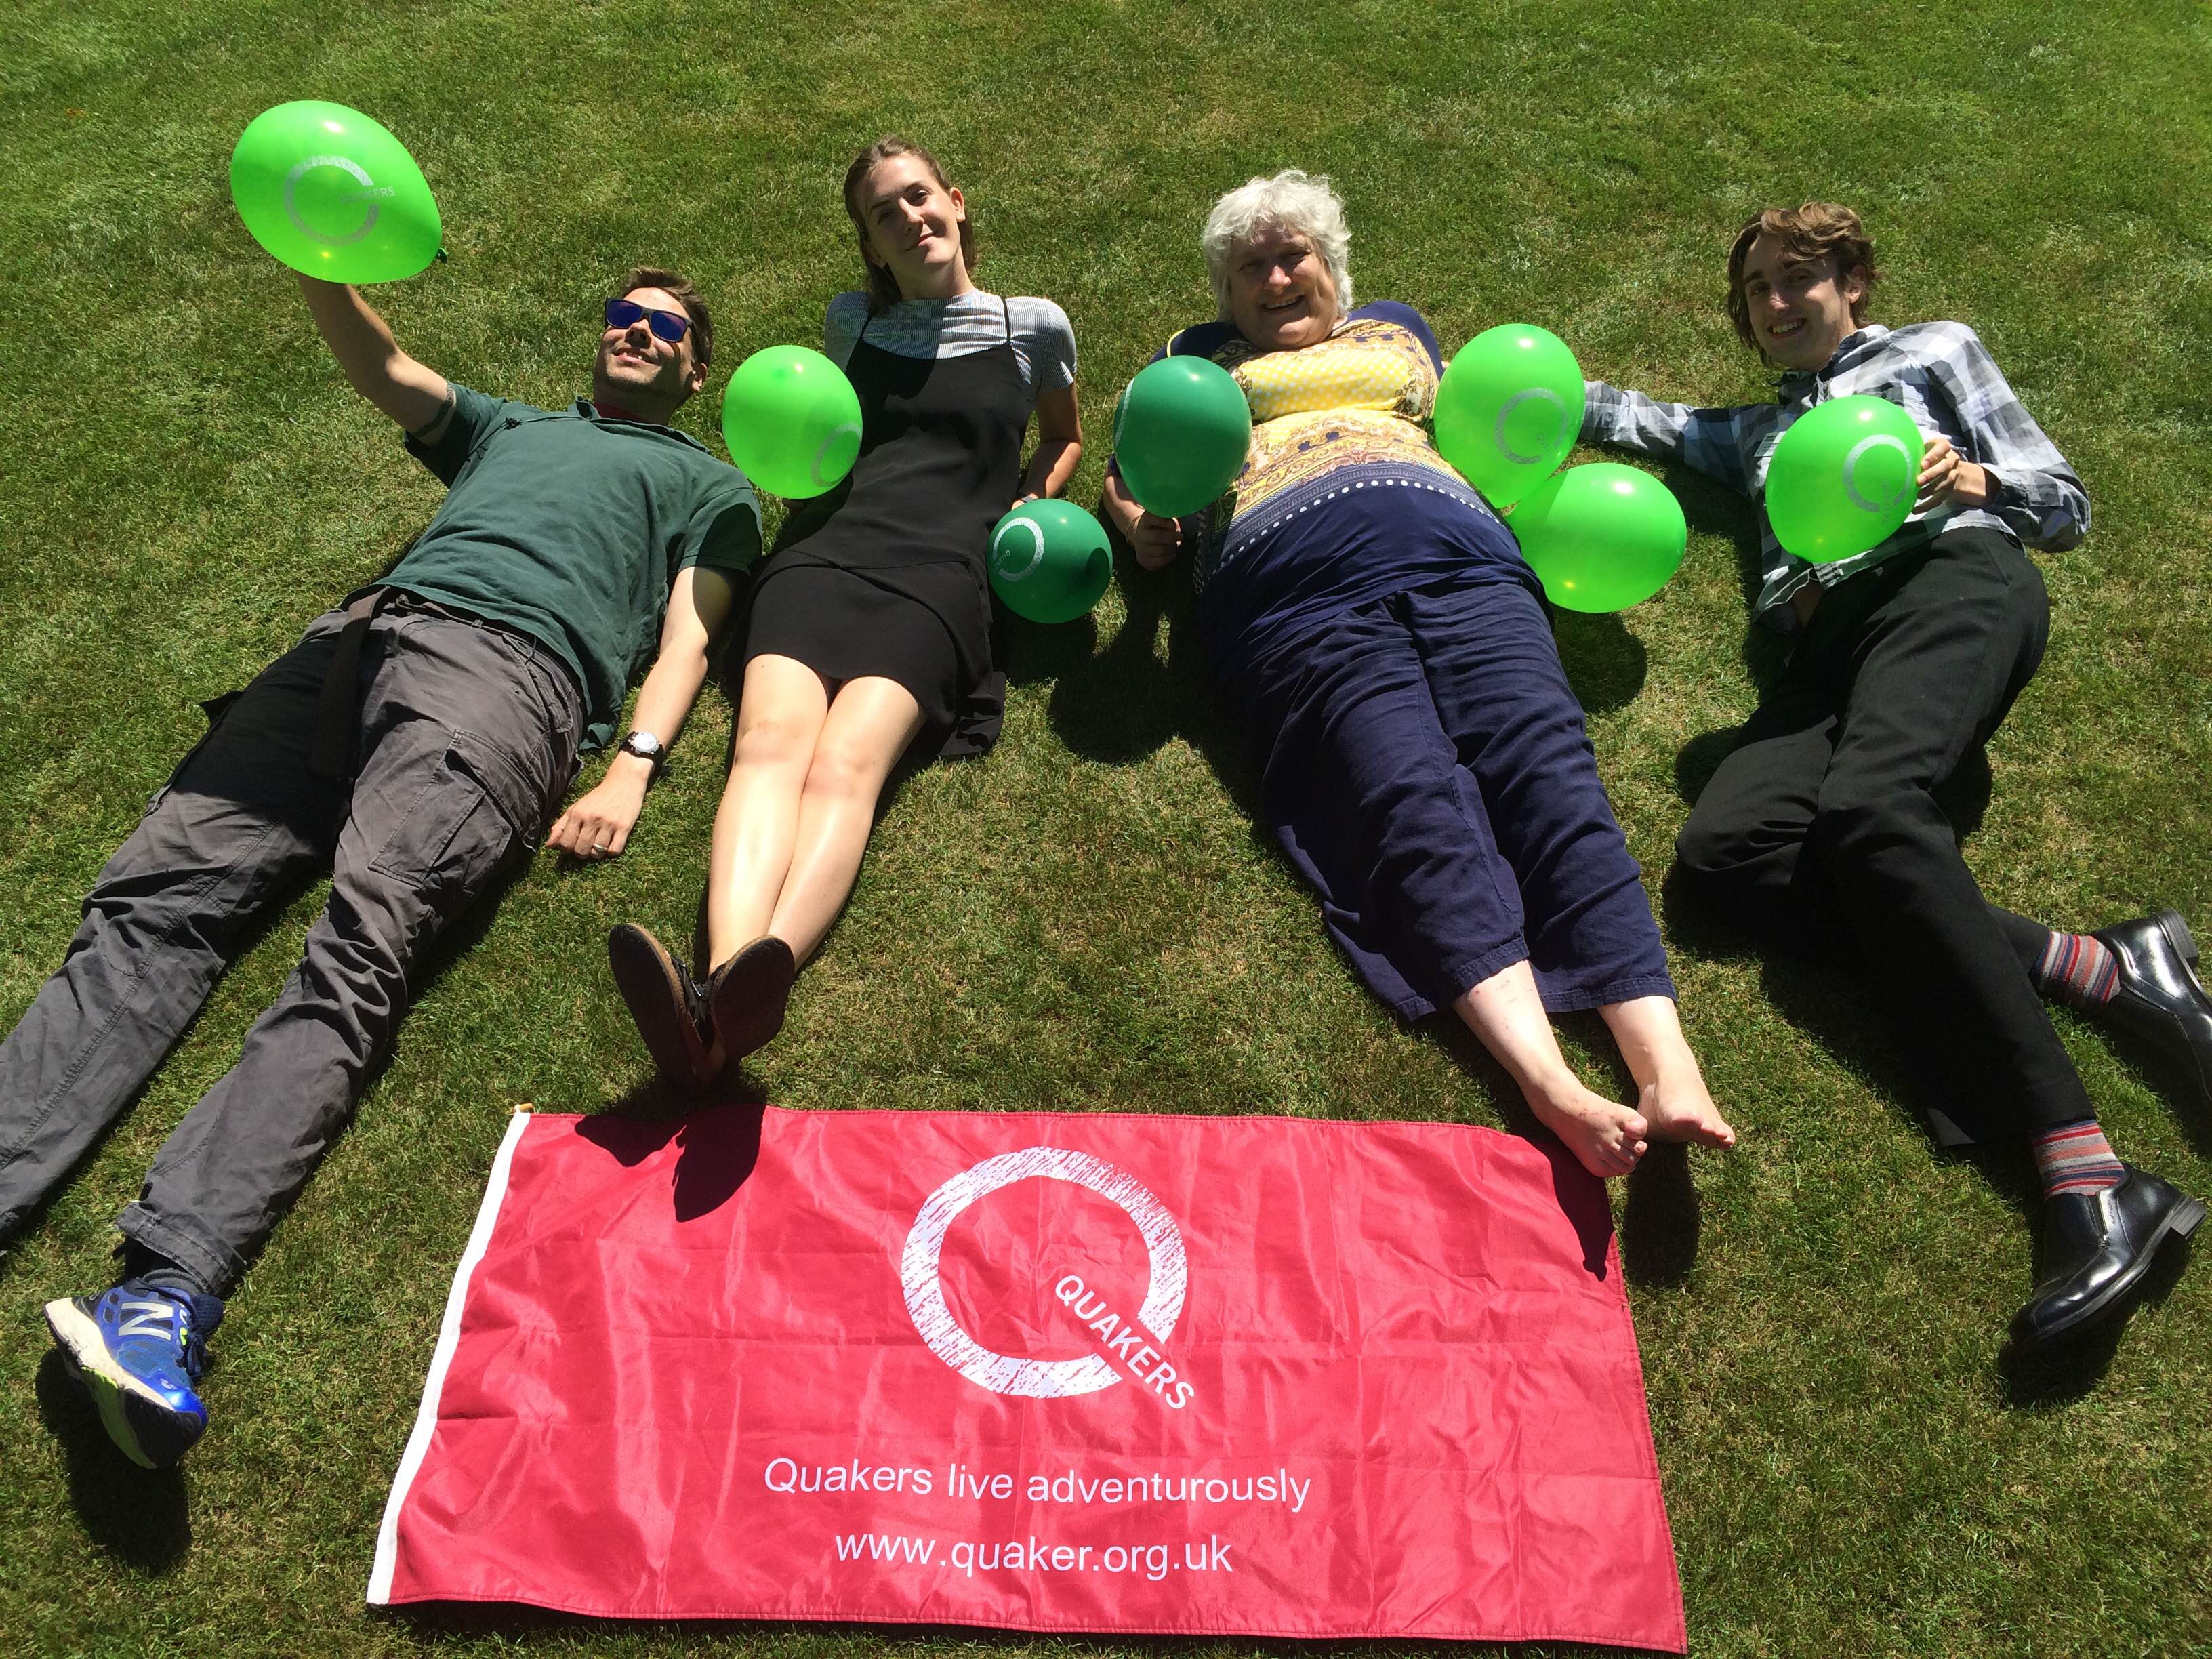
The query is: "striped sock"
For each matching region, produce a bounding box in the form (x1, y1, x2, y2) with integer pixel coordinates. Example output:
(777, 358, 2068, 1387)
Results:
(2034, 930, 2118, 1007)
(2030, 1120, 2126, 1198)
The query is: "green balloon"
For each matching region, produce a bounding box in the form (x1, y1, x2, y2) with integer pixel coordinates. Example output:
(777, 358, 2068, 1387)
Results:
(1764, 394, 1925, 564)
(1432, 323, 1586, 509)
(720, 346, 863, 499)
(1113, 356, 1252, 518)
(1511, 463, 1687, 613)
(989, 499, 1112, 624)
(230, 101, 441, 283)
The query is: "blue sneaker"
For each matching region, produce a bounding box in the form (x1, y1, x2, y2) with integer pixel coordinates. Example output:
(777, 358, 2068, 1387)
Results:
(44, 1280, 222, 1469)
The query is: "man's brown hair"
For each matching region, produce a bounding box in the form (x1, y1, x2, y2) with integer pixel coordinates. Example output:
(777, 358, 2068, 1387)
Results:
(842, 137, 977, 314)
(1725, 203, 1878, 353)
(620, 264, 714, 369)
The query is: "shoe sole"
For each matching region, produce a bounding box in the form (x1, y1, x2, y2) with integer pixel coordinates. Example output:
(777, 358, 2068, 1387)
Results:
(2018, 1193, 2207, 1350)
(2156, 907, 2200, 971)
(608, 925, 718, 1092)
(710, 937, 796, 1063)
(43, 1298, 190, 1469)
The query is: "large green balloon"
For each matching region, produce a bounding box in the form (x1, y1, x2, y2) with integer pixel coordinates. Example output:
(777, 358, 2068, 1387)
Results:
(230, 101, 441, 283)
(1113, 356, 1252, 518)
(1511, 463, 1687, 613)
(989, 499, 1112, 624)
(1764, 394, 1924, 564)
(1432, 323, 1586, 508)
(720, 346, 863, 499)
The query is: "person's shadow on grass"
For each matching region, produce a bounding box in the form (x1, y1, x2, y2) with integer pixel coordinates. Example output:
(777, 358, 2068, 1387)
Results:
(34, 1351, 192, 1571)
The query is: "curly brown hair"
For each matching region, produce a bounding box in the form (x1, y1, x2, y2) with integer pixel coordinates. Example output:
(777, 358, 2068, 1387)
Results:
(1725, 203, 1878, 354)
(619, 264, 714, 370)
(842, 138, 976, 314)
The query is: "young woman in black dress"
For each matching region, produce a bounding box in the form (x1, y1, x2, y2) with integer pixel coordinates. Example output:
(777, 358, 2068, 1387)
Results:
(610, 138, 1082, 1086)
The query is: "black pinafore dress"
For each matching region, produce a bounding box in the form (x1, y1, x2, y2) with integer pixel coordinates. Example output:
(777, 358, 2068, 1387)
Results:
(744, 296, 1029, 758)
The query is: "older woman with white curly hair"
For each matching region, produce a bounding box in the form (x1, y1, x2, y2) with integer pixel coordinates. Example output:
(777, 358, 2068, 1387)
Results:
(1103, 169, 1733, 1179)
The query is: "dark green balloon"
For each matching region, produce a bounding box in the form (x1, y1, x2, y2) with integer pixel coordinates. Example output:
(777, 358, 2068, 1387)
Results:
(988, 500, 1112, 624)
(230, 101, 441, 283)
(1511, 463, 1687, 613)
(1764, 394, 1924, 563)
(1113, 356, 1252, 518)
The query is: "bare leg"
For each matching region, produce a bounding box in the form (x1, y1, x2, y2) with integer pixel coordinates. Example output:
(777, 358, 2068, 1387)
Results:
(705, 655, 831, 966)
(1599, 995, 1736, 1149)
(762, 676, 926, 965)
(1453, 961, 1650, 1179)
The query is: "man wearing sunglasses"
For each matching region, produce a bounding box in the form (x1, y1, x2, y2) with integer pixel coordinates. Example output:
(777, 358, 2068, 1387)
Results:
(8, 266, 760, 1470)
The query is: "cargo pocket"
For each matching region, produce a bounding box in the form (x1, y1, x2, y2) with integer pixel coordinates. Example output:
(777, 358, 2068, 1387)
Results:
(367, 731, 546, 903)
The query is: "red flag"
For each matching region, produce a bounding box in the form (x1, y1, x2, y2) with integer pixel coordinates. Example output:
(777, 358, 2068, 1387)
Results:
(371, 1105, 1683, 1650)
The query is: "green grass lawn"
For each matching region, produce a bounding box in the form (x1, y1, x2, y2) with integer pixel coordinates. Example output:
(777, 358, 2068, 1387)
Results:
(5, 0, 2211, 1653)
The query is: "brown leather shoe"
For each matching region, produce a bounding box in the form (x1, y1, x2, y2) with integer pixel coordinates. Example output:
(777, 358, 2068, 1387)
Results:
(607, 924, 722, 1092)
(708, 935, 797, 1063)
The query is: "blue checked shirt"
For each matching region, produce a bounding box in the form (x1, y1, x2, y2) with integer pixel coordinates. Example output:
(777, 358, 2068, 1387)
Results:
(1581, 323, 2089, 630)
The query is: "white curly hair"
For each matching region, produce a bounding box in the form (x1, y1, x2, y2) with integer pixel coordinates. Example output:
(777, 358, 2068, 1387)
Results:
(1201, 168, 1354, 320)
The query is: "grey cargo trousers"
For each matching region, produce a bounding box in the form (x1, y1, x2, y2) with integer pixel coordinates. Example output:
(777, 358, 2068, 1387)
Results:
(0, 597, 580, 1294)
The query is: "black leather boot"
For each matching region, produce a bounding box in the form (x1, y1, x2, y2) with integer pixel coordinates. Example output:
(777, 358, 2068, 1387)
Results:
(2091, 909, 2212, 1105)
(2012, 1166, 2205, 1349)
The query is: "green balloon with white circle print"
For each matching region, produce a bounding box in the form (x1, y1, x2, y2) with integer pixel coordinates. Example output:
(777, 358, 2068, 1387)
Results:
(1510, 463, 1687, 613)
(1113, 356, 1253, 518)
(988, 499, 1112, 624)
(1432, 323, 1586, 508)
(1764, 394, 1925, 564)
(720, 346, 864, 499)
(230, 101, 442, 282)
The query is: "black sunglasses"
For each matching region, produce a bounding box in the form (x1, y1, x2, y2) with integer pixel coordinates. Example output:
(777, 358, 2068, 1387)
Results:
(604, 297, 692, 345)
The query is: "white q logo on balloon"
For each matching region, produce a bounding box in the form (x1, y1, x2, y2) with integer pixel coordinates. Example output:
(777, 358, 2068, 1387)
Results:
(809, 422, 862, 491)
(991, 518, 1046, 583)
(1841, 433, 1916, 516)
(282, 154, 394, 247)
(1492, 386, 1568, 466)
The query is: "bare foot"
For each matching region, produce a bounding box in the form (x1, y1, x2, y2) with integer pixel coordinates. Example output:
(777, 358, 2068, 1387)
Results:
(1527, 1075, 1650, 1179)
(1638, 1073, 1736, 1150)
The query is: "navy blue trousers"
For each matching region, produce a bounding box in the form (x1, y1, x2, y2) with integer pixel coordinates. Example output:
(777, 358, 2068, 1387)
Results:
(1225, 580, 1674, 1021)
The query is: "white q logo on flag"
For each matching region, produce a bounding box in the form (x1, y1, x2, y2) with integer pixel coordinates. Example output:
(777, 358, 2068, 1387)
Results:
(901, 1146, 1187, 1398)
(282, 154, 392, 247)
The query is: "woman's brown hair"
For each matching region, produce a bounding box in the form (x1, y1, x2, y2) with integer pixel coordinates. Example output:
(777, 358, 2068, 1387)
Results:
(842, 138, 977, 314)
(1725, 203, 1879, 353)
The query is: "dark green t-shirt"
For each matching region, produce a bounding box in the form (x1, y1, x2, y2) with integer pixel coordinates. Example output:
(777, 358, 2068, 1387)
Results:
(388, 386, 762, 750)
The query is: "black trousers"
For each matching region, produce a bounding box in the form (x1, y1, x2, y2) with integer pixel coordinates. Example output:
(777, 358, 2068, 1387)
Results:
(0, 601, 580, 1294)
(1673, 528, 2085, 1141)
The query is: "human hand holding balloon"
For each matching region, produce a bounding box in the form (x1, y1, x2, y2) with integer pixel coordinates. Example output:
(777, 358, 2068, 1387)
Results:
(1915, 433, 1994, 510)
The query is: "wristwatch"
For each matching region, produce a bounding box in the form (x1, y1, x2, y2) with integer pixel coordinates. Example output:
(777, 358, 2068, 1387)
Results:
(619, 729, 668, 778)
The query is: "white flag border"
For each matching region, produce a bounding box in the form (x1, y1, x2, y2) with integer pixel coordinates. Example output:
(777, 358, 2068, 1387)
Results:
(366, 1107, 533, 1605)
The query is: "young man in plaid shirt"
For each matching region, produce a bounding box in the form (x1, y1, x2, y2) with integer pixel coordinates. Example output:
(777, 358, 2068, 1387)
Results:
(1582, 202, 2209, 1351)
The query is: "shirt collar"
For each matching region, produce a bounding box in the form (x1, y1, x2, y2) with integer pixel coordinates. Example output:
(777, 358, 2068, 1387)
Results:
(573, 397, 709, 451)
(1776, 323, 1892, 392)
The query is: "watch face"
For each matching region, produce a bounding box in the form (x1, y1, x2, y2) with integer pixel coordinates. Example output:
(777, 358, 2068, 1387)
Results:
(623, 733, 664, 759)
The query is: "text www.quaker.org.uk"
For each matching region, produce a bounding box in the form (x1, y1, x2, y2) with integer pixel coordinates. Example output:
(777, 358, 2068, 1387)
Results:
(834, 1532, 1235, 1580)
